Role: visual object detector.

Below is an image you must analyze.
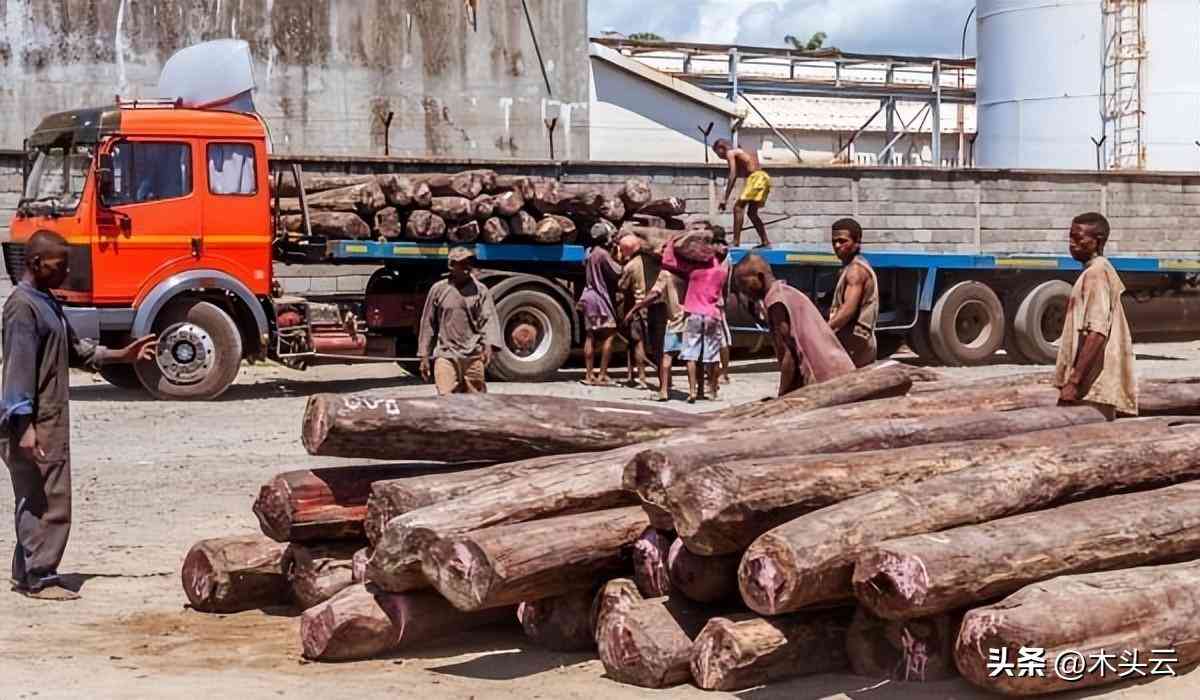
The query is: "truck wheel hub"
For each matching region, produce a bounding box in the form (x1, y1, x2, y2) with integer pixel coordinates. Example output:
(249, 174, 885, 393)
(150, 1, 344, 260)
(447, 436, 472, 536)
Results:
(156, 322, 215, 385)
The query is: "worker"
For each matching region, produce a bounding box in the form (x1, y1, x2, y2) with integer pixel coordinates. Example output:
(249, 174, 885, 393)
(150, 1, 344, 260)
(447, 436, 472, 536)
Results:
(617, 234, 660, 391)
(677, 240, 729, 403)
(417, 247, 502, 395)
(1055, 212, 1137, 420)
(2, 230, 155, 600)
(714, 139, 772, 247)
(732, 253, 855, 396)
(625, 265, 688, 403)
(827, 218, 879, 367)
(579, 231, 623, 386)
(714, 226, 734, 385)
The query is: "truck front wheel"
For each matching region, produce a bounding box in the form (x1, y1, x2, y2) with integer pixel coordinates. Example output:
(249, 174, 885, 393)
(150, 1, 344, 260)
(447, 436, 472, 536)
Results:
(489, 289, 571, 382)
(98, 364, 146, 392)
(136, 300, 244, 400)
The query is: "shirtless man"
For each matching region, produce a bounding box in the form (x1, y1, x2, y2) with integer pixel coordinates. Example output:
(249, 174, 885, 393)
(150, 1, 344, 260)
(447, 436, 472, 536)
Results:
(714, 139, 772, 247)
(828, 218, 879, 367)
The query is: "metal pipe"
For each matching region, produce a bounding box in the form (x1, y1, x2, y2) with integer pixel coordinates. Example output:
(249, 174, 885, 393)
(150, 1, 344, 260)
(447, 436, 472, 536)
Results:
(521, 0, 554, 97)
(831, 102, 886, 163)
(739, 93, 804, 163)
(729, 47, 740, 147)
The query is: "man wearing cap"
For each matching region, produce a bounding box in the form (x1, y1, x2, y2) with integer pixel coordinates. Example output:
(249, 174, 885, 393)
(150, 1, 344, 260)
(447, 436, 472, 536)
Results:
(417, 247, 503, 395)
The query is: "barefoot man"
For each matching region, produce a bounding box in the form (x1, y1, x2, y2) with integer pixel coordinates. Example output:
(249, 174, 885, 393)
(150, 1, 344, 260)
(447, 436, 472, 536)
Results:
(714, 139, 772, 247)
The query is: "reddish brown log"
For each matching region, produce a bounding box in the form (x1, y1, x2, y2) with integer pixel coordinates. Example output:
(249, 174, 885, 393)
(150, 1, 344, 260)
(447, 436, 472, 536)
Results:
(481, 217, 510, 244)
(461, 168, 498, 193)
(278, 173, 374, 197)
(847, 608, 961, 682)
(596, 592, 720, 688)
(405, 210, 447, 240)
(591, 578, 643, 638)
(351, 547, 369, 584)
(854, 478, 1200, 621)
(288, 542, 359, 609)
(530, 179, 569, 215)
(181, 536, 291, 613)
(711, 361, 913, 422)
(600, 197, 626, 223)
(374, 207, 402, 239)
(620, 178, 653, 212)
(667, 539, 739, 604)
(630, 213, 666, 228)
(448, 220, 480, 244)
(421, 507, 649, 611)
(492, 190, 525, 217)
(283, 212, 371, 240)
(956, 560, 1200, 696)
(558, 189, 606, 218)
(300, 584, 513, 661)
(507, 211, 537, 239)
(548, 214, 578, 243)
(739, 418, 1194, 615)
(492, 175, 537, 200)
(518, 588, 597, 651)
(691, 611, 852, 691)
(376, 174, 432, 208)
(640, 197, 686, 217)
(431, 196, 473, 224)
(253, 464, 447, 543)
(303, 392, 702, 463)
(632, 528, 674, 598)
(470, 194, 496, 220)
(531, 216, 565, 244)
(305, 181, 387, 215)
(412, 172, 481, 199)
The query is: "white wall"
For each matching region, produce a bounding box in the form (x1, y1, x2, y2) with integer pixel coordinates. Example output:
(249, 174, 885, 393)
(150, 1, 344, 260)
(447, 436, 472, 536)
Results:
(589, 58, 732, 163)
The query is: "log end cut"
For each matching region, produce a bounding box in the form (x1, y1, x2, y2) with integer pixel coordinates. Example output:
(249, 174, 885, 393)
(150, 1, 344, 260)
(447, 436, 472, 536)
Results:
(252, 476, 295, 543)
(300, 584, 401, 661)
(421, 536, 495, 611)
(301, 394, 335, 456)
(852, 549, 931, 621)
(181, 536, 291, 613)
(690, 617, 748, 691)
(738, 536, 800, 616)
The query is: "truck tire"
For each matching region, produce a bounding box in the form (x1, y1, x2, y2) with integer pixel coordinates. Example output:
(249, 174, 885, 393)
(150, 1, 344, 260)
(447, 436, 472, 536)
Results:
(136, 301, 243, 400)
(906, 313, 938, 362)
(928, 281, 1005, 366)
(1001, 283, 1038, 364)
(98, 364, 146, 392)
(489, 289, 571, 382)
(1012, 280, 1072, 365)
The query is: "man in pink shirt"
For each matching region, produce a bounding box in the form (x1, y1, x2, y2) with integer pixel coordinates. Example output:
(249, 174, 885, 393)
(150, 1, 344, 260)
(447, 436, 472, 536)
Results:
(673, 240, 729, 403)
(733, 254, 855, 396)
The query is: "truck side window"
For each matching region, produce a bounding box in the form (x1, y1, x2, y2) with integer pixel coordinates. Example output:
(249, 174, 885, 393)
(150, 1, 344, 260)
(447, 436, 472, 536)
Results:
(207, 143, 257, 195)
(107, 141, 192, 205)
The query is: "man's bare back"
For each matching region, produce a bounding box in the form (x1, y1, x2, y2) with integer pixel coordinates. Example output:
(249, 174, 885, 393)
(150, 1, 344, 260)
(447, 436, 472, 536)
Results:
(728, 147, 762, 178)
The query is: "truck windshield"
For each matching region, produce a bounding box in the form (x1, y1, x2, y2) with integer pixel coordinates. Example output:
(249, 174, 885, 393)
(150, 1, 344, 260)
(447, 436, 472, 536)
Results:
(20, 145, 93, 215)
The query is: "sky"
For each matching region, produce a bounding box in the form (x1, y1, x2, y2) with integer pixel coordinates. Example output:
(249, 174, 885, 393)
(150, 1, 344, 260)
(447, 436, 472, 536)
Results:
(589, 0, 979, 57)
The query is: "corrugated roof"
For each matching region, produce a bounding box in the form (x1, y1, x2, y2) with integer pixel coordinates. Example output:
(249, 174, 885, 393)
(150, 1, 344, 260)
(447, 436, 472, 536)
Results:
(739, 95, 976, 133)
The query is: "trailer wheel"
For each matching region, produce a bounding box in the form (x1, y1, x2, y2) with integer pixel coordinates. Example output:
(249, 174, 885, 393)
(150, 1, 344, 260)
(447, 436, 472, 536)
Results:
(906, 313, 938, 362)
(98, 364, 146, 392)
(489, 289, 571, 382)
(136, 300, 243, 400)
(1001, 284, 1037, 364)
(928, 281, 1005, 366)
(1013, 280, 1072, 365)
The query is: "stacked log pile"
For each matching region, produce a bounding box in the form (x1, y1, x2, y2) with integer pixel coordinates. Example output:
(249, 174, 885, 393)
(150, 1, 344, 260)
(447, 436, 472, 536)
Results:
(277, 171, 680, 245)
(180, 363, 1200, 695)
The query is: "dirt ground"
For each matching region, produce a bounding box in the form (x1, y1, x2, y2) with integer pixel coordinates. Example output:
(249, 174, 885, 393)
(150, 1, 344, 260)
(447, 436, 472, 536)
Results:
(4, 345, 1200, 699)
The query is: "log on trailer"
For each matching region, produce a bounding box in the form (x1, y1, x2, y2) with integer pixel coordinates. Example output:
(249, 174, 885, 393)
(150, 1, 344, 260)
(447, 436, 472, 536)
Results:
(288, 542, 360, 609)
(254, 464, 454, 543)
(558, 189, 606, 218)
(181, 536, 291, 613)
(639, 197, 687, 218)
(492, 175, 537, 200)
(421, 507, 649, 611)
(619, 178, 653, 212)
(303, 392, 703, 463)
(600, 197, 626, 223)
(283, 212, 370, 240)
(548, 214, 578, 243)
(530, 179, 568, 215)
(690, 610, 853, 691)
(847, 608, 961, 682)
(461, 169, 498, 193)
(300, 584, 514, 661)
(492, 190, 524, 217)
(482, 217, 510, 244)
(431, 196, 474, 224)
(374, 207, 402, 240)
(305, 181, 387, 216)
(632, 528, 674, 598)
(448, 221, 480, 244)
(518, 588, 597, 651)
(277, 173, 374, 198)
(470, 194, 495, 220)
(376, 174, 432, 208)
(507, 211, 538, 239)
(531, 216, 565, 244)
(667, 538, 739, 604)
(596, 589, 719, 688)
(411, 172, 481, 199)
(956, 560, 1200, 695)
(853, 477, 1200, 621)
(740, 418, 1196, 615)
(405, 211, 447, 241)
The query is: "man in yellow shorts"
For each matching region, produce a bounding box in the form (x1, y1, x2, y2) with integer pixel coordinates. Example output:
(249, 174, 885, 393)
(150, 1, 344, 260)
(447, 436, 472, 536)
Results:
(714, 139, 772, 247)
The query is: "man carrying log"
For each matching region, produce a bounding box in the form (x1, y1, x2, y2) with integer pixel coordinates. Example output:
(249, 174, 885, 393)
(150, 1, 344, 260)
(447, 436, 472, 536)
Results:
(714, 139, 771, 247)
(827, 218, 879, 367)
(579, 231, 623, 386)
(732, 254, 854, 396)
(625, 264, 688, 402)
(1055, 212, 1137, 420)
(617, 234, 660, 391)
(2, 231, 155, 599)
(417, 247, 502, 395)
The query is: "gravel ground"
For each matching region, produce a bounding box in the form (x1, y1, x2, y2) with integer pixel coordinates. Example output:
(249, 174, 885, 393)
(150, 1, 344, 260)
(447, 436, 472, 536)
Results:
(3, 345, 1200, 699)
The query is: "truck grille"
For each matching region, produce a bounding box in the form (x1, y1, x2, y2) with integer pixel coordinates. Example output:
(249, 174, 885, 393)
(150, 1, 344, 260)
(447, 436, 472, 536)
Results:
(3, 243, 25, 284)
(1, 242, 91, 292)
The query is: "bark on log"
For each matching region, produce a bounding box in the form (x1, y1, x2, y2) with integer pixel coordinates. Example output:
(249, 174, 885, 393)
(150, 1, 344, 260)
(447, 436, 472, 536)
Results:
(667, 538, 739, 604)
(507, 211, 537, 239)
(531, 216, 565, 244)
(690, 610, 853, 691)
(278, 174, 374, 198)
(492, 175, 537, 200)
(300, 583, 514, 661)
(412, 172, 481, 199)
(482, 217, 510, 244)
(600, 197, 626, 223)
(303, 392, 702, 463)
(640, 197, 686, 217)
(673, 413, 1164, 558)
(559, 189, 606, 218)
(518, 588, 597, 651)
(306, 182, 387, 216)
(548, 214, 578, 243)
(630, 213, 666, 228)
(470, 194, 495, 220)
(956, 560, 1200, 695)
(854, 477, 1200, 621)
(530, 179, 568, 215)
(620, 179, 653, 212)
(740, 418, 1193, 615)
(181, 536, 291, 613)
(847, 608, 961, 682)
(461, 169, 498, 194)
(376, 174, 432, 208)
(630, 404, 1108, 535)
(374, 207, 402, 240)
(431, 196, 473, 224)
(253, 464, 447, 543)
(492, 190, 525, 217)
(447, 221, 480, 244)
(288, 542, 359, 609)
(351, 547, 369, 584)
(711, 361, 913, 422)
(596, 591, 718, 688)
(421, 507, 649, 611)
(405, 210, 447, 241)
(283, 212, 371, 240)
(632, 528, 674, 598)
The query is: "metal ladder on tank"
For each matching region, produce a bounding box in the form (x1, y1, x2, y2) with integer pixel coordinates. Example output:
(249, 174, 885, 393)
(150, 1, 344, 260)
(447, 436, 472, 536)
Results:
(1101, 0, 1147, 170)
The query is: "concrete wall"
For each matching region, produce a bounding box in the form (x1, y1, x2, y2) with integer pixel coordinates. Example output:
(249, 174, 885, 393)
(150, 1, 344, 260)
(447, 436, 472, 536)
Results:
(0, 0, 589, 159)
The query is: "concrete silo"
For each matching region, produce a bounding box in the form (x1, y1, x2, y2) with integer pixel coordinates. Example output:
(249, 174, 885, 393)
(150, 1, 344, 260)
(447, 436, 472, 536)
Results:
(976, 0, 1200, 171)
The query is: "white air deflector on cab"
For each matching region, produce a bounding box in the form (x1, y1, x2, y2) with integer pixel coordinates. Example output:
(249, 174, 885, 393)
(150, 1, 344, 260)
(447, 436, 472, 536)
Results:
(158, 39, 257, 113)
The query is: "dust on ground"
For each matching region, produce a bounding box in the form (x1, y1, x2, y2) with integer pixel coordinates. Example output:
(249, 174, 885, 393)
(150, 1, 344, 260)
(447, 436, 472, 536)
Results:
(3, 346, 1200, 700)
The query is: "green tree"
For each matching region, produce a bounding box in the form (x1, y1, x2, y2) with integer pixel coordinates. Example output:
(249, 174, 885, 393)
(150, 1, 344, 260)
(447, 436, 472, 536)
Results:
(629, 32, 665, 42)
(784, 32, 828, 51)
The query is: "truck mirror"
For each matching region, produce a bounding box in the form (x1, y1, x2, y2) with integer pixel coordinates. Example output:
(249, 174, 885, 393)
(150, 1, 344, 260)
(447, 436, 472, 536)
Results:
(97, 153, 115, 201)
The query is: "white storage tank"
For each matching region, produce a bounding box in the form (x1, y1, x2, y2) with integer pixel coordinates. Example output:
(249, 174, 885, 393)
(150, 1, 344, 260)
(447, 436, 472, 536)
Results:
(976, 0, 1200, 171)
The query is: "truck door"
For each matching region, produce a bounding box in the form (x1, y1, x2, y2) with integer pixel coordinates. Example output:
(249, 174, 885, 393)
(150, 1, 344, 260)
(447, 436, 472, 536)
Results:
(200, 141, 272, 297)
(94, 139, 200, 304)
